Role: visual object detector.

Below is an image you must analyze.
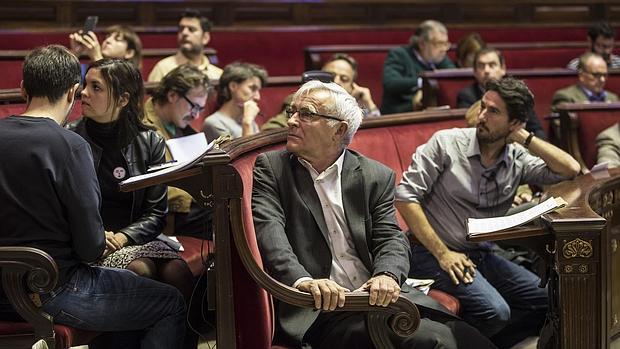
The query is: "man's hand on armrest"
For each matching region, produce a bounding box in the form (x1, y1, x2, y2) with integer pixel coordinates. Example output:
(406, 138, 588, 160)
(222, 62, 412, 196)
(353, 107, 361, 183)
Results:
(297, 279, 350, 311)
(354, 274, 401, 307)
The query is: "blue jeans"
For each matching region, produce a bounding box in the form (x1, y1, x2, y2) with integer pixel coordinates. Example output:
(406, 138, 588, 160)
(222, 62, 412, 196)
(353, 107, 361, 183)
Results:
(41, 264, 186, 349)
(410, 244, 547, 344)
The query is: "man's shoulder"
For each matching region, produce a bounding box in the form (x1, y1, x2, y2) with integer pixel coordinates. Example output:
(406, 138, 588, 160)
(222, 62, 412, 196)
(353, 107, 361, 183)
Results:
(606, 90, 619, 101)
(155, 54, 178, 67)
(598, 123, 620, 139)
(3, 116, 90, 155)
(553, 84, 580, 98)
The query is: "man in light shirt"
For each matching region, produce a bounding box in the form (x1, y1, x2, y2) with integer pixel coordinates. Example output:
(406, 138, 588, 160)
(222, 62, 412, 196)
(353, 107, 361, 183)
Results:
(252, 80, 495, 348)
(148, 9, 223, 82)
(395, 77, 580, 348)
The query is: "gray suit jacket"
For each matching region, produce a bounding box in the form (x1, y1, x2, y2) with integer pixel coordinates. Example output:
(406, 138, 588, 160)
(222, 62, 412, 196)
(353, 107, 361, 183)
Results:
(596, 123, 620, 168)
(252, 149, 453, 346)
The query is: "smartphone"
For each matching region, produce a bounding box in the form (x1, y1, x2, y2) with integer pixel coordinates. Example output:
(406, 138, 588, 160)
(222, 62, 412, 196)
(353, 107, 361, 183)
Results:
(82, 16, 98, 36)
(301, 70, 334, 84)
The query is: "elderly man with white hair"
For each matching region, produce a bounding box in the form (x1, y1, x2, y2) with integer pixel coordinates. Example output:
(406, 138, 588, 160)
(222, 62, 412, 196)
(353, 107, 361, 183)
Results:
(252, 81, 495, 349)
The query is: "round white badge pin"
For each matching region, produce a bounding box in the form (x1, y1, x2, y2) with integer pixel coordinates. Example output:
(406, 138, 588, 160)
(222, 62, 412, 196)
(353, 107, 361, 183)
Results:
(113, 167, 126, 179)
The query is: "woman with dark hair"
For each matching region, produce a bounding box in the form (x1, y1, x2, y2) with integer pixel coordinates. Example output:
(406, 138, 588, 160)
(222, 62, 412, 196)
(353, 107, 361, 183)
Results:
(69, 58, 195, 347)
(202, 61, 268, 141)
(70, 25, 143, 68)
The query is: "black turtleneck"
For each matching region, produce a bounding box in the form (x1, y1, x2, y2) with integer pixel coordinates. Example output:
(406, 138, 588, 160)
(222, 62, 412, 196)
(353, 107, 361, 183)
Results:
(85, 118, 132, 232)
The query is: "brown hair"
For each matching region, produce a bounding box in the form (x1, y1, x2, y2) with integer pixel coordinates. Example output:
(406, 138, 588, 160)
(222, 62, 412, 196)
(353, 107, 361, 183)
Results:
(106, 25, 143, 69)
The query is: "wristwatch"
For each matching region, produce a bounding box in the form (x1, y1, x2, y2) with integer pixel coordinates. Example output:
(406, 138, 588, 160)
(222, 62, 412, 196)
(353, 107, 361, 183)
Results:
(523, 132, 535, 148)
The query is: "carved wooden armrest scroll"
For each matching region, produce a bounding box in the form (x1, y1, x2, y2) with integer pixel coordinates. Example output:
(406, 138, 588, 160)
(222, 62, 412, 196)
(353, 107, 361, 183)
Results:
(228, 198, 420, 348)
(0, 246, 58, 344)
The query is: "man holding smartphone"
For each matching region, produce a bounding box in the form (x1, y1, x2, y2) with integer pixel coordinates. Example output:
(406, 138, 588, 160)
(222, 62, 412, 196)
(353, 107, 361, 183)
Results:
(148, 9, 222, 82)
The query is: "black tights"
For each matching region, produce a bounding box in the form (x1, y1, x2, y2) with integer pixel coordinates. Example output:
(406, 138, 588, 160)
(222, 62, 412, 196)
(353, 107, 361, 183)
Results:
(127, 258, 198, 349)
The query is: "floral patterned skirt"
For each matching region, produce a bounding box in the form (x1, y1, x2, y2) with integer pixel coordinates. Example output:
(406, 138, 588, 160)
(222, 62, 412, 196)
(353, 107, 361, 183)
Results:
(95, 240, 181, 269)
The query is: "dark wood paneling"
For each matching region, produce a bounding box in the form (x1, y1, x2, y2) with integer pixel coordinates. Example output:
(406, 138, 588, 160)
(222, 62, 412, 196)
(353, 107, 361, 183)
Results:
(1, 1, 620, 29)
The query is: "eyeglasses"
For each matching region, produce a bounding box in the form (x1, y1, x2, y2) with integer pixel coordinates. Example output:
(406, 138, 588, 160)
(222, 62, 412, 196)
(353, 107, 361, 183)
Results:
(429, 40, 451, 49)
(285, 106, 343, 122)
(581, 70, 608, 79)
(182, 94, 205, 116)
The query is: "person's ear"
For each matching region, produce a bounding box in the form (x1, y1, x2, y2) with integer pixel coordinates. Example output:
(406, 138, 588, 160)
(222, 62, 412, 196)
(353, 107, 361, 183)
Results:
(167, 90, 179, 104)
(67, 83, 80, 105)
(124, 49, 135, 60)
(334, 121, 349, 141)
(19, 80, 29, 103)
(118, 92, 130, 108)
(202, 32, 211, 46)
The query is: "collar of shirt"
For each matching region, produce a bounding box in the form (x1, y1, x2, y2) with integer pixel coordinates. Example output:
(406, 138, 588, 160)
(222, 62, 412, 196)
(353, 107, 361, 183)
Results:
(163, 121, 177, 137)
(298, 150, 346, 181)
(464, 128, 512, 169)
(580, 85, 607, 102)
(412, 49, 436, 70)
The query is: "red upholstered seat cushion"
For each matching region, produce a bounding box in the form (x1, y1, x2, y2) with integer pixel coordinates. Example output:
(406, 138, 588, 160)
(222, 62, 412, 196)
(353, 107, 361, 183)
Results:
(427, 289, 460, 315)
(177, 236, 213, 277)
(0, 321, 99, 349)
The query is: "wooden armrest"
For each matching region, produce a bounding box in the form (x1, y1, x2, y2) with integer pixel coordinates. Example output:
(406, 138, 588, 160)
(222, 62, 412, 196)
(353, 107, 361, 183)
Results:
(228, 198, 420, 347)
(0, 246, 58, 343)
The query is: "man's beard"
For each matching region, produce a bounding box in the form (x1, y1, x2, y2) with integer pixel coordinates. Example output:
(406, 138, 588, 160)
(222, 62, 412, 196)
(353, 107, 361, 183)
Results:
(180, 43, 203, 58)
(476, 124, 508, 144)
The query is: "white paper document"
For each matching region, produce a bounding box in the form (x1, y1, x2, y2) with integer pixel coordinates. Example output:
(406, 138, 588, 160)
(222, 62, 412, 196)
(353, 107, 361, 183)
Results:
(166, 133, 209, 162)
(467, 197, 567, 236)
(121, 136, 215, 186)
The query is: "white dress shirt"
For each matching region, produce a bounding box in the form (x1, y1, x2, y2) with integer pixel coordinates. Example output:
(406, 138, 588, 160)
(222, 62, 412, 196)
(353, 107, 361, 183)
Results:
(293, 152, 371, 291)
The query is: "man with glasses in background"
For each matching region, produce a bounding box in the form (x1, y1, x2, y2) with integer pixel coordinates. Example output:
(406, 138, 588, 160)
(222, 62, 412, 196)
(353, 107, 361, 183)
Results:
(145, 65, 213, 241)
(567, 22, 620, 70)
(553, 52, 618, 109)
(253, 80, 496, 349)
(381, 19, 455, 114)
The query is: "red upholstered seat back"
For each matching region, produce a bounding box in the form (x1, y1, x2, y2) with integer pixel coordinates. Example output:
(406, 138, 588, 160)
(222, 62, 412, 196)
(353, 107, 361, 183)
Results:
(389, 119, 468, 173)
(230, 142, 286, 349)
(574, 109, 620, 168)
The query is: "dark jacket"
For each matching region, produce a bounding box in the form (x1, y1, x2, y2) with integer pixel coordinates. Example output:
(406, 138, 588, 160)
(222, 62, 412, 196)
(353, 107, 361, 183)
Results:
(457, 82, 484, 109)
(381, 45, 455, 115)
(70, 119, 168, 245)
(253, 149, 454, 346)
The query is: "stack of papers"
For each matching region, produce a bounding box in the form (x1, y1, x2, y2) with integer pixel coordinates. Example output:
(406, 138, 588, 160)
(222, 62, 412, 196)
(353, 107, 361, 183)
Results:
(467, 197, 567, 237)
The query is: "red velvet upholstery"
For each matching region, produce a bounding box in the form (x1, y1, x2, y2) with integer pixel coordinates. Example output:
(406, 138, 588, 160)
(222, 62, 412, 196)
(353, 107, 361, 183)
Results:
(388, 118, 467, 173)
(576, 110, 620, 168)
(231, 144, 285, 349)
(422, 69, 620, 137)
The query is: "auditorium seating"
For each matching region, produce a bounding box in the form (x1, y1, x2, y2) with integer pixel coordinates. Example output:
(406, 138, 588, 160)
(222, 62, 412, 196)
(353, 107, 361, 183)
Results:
(304, 41, 589, 106)
(119, 108, 467, 348)
(0, 48, 218, 89)
(420, 68, 620, 136)
(556, 102, 620, 171)
(223, 110, 467, 348)
(0, 247, 100, 349)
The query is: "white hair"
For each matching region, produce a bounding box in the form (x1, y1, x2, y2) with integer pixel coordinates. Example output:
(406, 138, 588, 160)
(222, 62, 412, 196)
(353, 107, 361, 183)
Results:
(293, 80, 363, 146)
